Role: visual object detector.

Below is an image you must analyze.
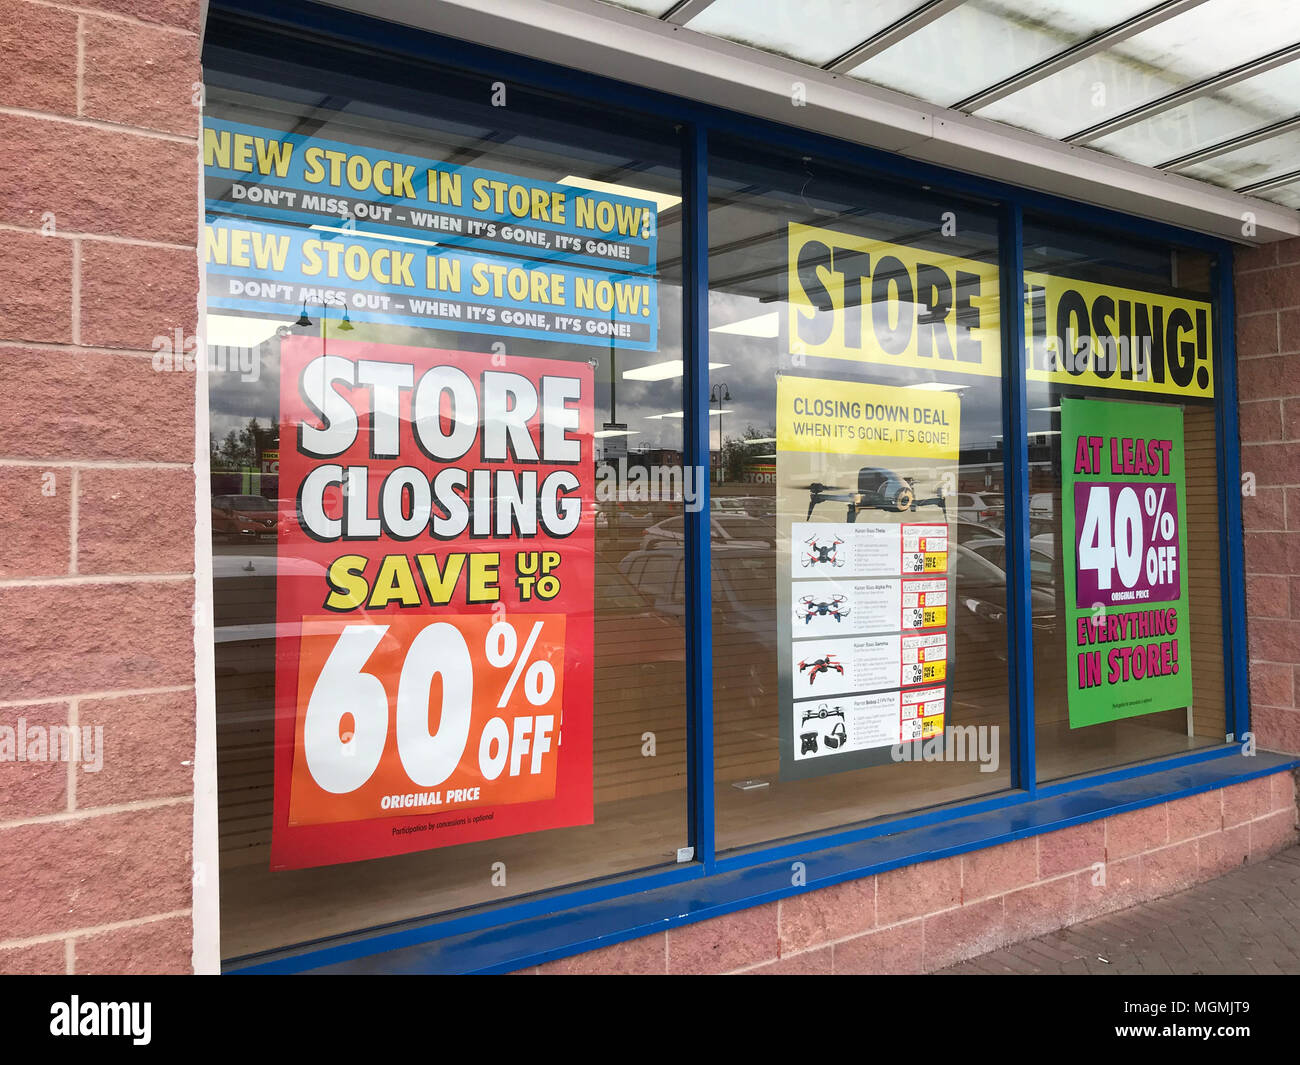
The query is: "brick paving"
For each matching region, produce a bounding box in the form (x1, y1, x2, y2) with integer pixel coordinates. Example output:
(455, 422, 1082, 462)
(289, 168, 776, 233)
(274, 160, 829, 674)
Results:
(941, 846, 1300, 975)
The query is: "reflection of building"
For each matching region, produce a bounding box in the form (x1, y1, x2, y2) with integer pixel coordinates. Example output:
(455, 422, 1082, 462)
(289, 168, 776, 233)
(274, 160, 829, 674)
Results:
(958, 444, 1003, 494)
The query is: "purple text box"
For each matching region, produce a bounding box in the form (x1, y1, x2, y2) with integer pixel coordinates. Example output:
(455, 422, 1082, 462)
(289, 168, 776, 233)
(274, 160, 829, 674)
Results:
(1073, 481, 1180, 608)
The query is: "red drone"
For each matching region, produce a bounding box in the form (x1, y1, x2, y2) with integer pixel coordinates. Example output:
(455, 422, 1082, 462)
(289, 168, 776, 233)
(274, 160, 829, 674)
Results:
(798, 654, 845, 684)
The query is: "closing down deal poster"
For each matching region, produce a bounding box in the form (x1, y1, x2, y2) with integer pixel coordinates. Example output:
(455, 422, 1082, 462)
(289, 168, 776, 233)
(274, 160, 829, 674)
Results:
(1062, 398, 1192, 729)
(776, 376, 959, 780)
(271, 336, 594, 870)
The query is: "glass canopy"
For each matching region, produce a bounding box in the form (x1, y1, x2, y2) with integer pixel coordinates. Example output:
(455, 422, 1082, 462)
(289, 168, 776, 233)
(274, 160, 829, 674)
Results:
(600, 0, 1300, 210)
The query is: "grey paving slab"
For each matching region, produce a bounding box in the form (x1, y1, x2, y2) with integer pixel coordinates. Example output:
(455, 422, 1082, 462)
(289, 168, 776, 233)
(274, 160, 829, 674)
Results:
(941, 846, 1300, 975)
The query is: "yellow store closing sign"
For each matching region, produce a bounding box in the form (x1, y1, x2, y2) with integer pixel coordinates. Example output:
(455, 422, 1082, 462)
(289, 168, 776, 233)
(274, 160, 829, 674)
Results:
(1025, 272, 1214, 399)
(786, 223, 1001, 378)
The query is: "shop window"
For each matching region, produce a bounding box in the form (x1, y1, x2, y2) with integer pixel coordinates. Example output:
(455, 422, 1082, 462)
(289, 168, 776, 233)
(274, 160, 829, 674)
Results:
(706, 136, 1012, 853)
(1022, 218, 1225, 781)
(197, 10, 1242, 969)
(202, 33, 688, 959)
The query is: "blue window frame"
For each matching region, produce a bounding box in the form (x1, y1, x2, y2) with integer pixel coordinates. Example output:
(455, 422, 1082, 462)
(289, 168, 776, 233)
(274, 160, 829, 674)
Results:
(201, 0, 1283, 975)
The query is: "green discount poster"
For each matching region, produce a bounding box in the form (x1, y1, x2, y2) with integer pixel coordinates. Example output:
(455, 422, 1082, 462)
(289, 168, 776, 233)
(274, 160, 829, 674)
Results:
(1061, 398, 1193, 728)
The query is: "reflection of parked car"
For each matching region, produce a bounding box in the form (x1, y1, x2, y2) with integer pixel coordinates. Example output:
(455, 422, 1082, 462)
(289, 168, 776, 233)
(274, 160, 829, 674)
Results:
(212, 494, 278, 542)
(1029, 493, 1054, 520)
(640, 513, 773, 550)
(964, 536, 1057, 592)
(619, 544, 776, 650)
(591, 561, 685, 669)
(594, 501, 657, 532)
(711, 496, 775, 519)
(954, 492, 1005, 529)
(950, 541, 1055, 664)
(955, 519, 1003, 542)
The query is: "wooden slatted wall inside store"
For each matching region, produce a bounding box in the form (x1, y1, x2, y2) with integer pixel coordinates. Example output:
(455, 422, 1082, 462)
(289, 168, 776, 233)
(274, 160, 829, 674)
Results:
(214, 540, 693, 870)
(1184, 405, 1226, 739)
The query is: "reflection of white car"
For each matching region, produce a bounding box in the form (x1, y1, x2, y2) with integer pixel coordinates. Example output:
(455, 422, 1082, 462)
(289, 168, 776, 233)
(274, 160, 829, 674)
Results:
(1030, 532, 1055, 556)
(953, 492, 1004, 527)
(711, 497, 751, 514)
(964, 536, 1056, 591)
(640, 514, 772, 550)
(212, 554, 324, 580)
(618, 544, 776, 654)
(1029, 493, 1054, 519)
(594, 504, 656, 531)
(714, 495, 776, 520)
(213, 555, 328, 644)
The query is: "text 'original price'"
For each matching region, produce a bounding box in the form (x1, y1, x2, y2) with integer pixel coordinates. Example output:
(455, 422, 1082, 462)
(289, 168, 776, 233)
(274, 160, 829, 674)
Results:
(288, 613, 566, 825)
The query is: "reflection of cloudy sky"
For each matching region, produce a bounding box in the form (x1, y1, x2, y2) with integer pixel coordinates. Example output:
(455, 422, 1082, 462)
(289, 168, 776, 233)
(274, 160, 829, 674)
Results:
(707, 288, 780, 443)
(203, 297, 694, 452)
(205, 284, 1015, 455)
(706, 289, 1008, 453)
(207, 330, 283, 446)
(591, 283, 685, 454)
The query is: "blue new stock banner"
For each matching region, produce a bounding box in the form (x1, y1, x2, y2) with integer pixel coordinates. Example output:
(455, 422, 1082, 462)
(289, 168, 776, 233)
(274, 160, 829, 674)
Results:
(203, 118, 658, 274)
(204, 215, 658, 350)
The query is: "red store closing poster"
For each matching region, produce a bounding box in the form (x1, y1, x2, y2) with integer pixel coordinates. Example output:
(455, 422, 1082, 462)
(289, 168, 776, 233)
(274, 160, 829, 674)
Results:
(270, 335, 594, 870)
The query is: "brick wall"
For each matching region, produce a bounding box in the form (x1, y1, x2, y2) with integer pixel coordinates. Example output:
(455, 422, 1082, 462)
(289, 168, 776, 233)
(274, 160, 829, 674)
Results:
(0, 0, 202, 975)
(518, 774, 1297, 974)
(1236, 239, 1300, 756)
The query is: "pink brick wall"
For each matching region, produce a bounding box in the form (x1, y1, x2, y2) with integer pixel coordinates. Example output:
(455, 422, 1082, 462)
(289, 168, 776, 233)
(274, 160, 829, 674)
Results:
(520, 774, 1298, 974)
(1236, 240, 1300, 756)
(0, 0, 202, 975)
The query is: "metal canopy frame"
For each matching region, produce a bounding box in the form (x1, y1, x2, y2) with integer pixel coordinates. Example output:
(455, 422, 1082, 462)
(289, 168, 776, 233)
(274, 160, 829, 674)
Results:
(203, 0, 1265, 975)
(647, 0, 1300, 201)
(953, 0, 1211, 112)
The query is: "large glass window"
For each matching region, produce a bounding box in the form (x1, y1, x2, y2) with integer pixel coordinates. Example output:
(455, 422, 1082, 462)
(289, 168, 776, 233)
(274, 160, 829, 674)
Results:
(204, 23, 688, 960)
(1022, 219, 1224, 781)
(198, 11, 1241, 967)
(705, 137, 1012, 852)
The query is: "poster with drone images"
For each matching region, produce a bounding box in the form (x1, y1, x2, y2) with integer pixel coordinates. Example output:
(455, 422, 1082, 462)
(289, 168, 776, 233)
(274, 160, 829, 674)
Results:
(775, 375, 959, 780)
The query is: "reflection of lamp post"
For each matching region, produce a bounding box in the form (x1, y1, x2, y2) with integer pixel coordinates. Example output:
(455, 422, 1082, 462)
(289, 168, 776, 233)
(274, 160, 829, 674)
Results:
(295, 295, 353, 354)
(710, 381, 730, 484)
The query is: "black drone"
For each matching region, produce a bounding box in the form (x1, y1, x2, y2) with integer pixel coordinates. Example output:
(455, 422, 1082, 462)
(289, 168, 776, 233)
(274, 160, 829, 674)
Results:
(800, 594, 850, 624)
(792, 466, 946, 523)
(801, 535, 844, 568)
